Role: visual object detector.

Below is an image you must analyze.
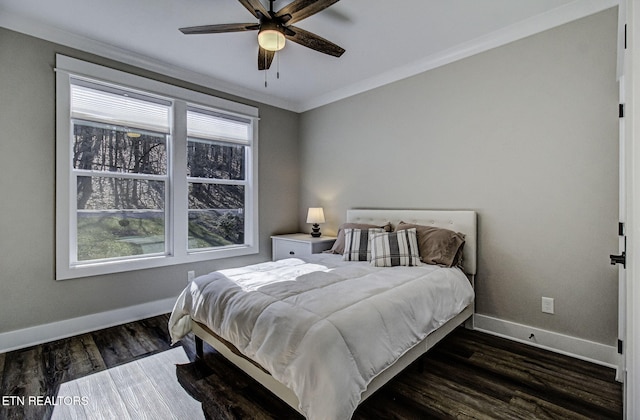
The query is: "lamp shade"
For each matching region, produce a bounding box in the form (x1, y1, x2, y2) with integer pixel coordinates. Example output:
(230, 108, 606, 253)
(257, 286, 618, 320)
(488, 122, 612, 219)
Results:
(306, 207, 325, 224)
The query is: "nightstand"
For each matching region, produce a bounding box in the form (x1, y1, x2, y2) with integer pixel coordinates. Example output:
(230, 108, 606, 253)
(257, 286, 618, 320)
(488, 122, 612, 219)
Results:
(271, 234, 337, 261)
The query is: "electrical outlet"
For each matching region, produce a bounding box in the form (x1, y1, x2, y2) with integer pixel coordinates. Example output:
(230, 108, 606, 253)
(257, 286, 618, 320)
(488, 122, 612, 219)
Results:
(541, 297, 554, 314)
(188, 270, 195, 283)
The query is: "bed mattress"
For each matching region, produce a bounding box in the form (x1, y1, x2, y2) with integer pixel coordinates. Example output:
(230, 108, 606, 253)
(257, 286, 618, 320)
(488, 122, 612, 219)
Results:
(169, 254, 474, 420)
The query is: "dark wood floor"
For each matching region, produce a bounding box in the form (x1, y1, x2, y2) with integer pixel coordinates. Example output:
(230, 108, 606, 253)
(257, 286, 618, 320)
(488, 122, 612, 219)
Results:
(0, 314, 622, 419)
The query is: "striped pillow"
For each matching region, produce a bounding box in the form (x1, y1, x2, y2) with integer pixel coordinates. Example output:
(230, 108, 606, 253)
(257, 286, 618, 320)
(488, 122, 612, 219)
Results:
(343, 228, 384, 261)
(370, 228, 422, 267)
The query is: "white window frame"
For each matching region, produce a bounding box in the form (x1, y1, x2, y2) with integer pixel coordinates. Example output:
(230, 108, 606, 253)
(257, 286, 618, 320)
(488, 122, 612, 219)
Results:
(55, 55, 259, 280)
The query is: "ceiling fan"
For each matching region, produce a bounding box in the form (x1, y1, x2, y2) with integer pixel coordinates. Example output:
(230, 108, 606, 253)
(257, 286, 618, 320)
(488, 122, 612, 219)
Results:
(179, 0, 345, 71)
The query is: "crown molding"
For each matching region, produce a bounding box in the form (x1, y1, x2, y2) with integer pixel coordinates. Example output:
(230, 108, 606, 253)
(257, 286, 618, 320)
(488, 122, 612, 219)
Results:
(0, 8, 300, 112)
(0, 0, 619, 114)
(298, 0, 619, 112)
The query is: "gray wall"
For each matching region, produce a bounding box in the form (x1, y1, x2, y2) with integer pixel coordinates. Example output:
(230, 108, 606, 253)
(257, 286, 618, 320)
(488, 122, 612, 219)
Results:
(0, 8, 620, 347)
(299, 9, 619, 345)
(0, 28, 300, 333)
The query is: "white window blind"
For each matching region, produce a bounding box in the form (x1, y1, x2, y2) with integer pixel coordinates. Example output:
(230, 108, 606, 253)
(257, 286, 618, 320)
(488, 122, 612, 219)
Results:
(70, 79, 171, 134)
(187, 107, 251, 144)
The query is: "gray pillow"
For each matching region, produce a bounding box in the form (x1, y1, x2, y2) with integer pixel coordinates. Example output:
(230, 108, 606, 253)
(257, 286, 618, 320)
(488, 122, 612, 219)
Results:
(395, 222, 465, 268)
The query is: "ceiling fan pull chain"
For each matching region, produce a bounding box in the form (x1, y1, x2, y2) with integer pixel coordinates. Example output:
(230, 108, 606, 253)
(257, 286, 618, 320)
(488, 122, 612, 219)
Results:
(277, 34, 280, 79)
(263, 52, 268, 87)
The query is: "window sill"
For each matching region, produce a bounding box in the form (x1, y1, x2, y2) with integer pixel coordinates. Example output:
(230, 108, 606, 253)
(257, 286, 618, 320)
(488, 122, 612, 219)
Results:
(56, 244, 259, 280)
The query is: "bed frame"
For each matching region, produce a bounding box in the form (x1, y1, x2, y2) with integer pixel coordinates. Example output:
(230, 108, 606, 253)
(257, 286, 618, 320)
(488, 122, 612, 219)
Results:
(192, 209, 477, 415)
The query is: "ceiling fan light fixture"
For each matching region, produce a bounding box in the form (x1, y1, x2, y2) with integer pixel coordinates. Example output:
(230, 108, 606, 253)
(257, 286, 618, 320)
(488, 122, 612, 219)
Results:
(258, 27, 286, 52)
(179, 0, 345, 70)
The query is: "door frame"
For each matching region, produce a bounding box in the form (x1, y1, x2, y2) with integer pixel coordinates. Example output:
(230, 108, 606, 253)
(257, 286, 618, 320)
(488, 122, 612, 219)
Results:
(621, 0, 640, 418)
(617, 1, 627, 386)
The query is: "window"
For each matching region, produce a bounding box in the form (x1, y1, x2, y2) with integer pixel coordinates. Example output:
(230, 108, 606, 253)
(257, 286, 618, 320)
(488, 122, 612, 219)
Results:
(71, 81, 171, 263)
(56, 55, 259, 280)
(186, 107, 251, 251)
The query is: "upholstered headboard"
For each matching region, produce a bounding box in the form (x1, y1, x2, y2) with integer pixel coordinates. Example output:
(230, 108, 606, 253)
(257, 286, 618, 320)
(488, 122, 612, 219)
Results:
(346, 209, 477, 275)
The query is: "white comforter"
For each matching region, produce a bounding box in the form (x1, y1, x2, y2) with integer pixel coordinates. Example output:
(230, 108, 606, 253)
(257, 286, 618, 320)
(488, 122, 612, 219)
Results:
(168, 255, 474, 420)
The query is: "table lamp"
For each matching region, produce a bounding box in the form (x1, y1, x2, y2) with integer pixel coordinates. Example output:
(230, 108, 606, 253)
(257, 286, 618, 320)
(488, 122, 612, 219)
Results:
(306, 207, 325, 237)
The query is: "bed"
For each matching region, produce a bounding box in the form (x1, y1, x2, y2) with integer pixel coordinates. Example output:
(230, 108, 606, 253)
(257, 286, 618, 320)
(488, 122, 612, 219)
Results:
(169, 209, 477, 419)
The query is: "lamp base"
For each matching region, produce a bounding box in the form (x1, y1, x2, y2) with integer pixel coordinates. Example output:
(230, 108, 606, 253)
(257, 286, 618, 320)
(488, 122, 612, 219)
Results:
(310, 223, 321, 237)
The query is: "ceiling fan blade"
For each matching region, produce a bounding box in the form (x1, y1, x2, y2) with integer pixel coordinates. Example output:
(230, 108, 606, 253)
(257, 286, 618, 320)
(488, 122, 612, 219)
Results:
(276, 0, 340, 25)
(237, 0, 270, 20)
(285, 26, 345, 57)
(180, 23, 260, 35)
(258, 47, 275, 70)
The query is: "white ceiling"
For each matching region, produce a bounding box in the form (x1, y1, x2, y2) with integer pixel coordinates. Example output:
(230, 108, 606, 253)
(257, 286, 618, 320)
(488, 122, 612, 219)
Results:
(0, 0, 617, 112)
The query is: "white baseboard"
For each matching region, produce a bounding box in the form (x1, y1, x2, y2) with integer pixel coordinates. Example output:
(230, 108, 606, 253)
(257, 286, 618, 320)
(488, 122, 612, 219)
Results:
(0, 297, 177, 354)
(1, 303, 619, 372)
(473, 314, 619, 369)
